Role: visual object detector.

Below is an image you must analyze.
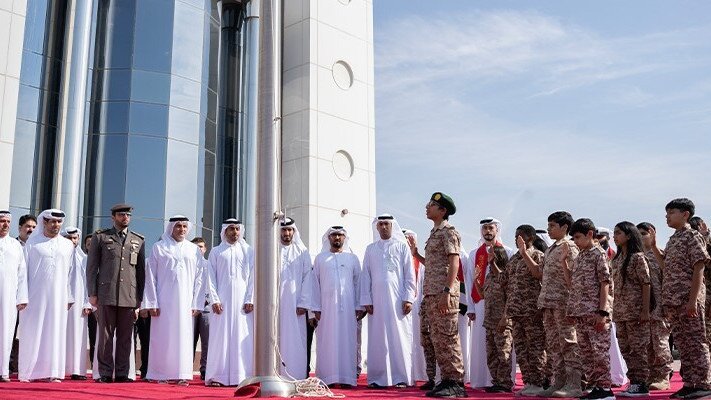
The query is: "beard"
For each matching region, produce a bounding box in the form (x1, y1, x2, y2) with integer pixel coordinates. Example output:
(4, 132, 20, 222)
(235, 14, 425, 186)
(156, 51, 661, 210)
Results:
(331, 241, 343, 249)
(483, 233, 495, 241)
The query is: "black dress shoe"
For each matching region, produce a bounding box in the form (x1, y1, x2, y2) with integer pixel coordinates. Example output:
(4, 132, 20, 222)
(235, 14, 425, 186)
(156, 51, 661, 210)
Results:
(420, 380, 436, 390)
(97, 376, 113, 383)
(70, 374, 87, 380)
(200, 371, 205, 380)
(114, 376, 131, 383)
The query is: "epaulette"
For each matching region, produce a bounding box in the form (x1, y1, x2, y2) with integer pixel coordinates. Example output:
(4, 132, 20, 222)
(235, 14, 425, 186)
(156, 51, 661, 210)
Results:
(130, 231, 145, 240)
(96, 228, 111, 234)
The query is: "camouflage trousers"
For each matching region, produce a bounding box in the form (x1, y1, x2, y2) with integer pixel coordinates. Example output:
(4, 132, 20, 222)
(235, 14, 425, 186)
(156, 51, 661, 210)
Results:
(485, 321, 514, 389)
(574, 315, 611, 388)
(616, 320, 650, 383)
(648, 318, 673, 383)
(420, 294, 464, 381)
(511, 315, 547, 386)
(543, 308, 580, 386)
(665, 305, 711, 389)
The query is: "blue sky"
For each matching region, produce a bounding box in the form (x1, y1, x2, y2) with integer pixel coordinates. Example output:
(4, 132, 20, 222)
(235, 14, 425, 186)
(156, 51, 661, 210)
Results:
(373, 1, 711, 249)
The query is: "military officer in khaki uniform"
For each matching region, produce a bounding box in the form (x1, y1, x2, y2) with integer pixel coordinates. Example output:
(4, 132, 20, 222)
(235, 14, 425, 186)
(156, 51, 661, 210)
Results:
(408, 192, 467, 398)
(87, 204, 145, 383)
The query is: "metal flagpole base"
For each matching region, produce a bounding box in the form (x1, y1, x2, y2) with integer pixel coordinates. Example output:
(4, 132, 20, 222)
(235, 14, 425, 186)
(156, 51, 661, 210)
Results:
(237, 375, 296, 397)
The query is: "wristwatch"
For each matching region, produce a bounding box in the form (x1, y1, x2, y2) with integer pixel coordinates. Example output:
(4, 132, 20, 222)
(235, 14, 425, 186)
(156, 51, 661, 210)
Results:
(596, 309, 610, 317)
(442, 286, 451, 294)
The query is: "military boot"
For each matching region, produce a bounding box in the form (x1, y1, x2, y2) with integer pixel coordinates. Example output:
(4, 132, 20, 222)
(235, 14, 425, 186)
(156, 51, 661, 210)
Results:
(537, 373, 566, 397)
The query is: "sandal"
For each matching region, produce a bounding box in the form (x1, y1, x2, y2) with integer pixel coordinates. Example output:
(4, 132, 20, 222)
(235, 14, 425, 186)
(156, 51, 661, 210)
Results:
(209, 381, 225, 387)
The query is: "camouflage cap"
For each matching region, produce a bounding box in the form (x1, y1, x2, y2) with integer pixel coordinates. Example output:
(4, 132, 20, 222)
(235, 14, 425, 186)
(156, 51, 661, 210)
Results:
(430, 192, 456, 216)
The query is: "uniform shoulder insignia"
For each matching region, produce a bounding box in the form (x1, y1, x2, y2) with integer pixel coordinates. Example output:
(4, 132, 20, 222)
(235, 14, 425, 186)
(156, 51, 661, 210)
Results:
(96, 228, 111, 234)
(130, 231, 145, 239)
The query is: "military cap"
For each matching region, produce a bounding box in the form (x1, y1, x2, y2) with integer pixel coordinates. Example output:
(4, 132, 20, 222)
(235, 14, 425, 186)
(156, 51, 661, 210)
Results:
(430, 192, 456, 216)
(111, 203, 133, 214)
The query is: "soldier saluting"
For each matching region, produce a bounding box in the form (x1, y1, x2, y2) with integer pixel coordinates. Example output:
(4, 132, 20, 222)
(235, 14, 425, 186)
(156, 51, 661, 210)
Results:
(87, 204, 145, 383)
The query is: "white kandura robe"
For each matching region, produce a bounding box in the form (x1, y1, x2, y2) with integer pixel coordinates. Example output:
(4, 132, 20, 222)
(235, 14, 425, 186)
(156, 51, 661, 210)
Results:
(143, 241, 203, 380)
(19, 234, 75, 380)
(465, 245, 516, 388)
(609, 322, 629, 386)
(411, 263, 428, 382)
(312, 251, 362, 386)
(65, 248, 91, 376)
(205, 241, 254, 386)
(458, 250, 472, 384)
(278, 243, 312, 380)
(360, 238, 416, 386)
(0, 236, 28, 378)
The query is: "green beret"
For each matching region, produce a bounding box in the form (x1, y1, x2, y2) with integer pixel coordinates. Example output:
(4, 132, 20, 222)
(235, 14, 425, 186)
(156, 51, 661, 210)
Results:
(431, 192, 456, 215)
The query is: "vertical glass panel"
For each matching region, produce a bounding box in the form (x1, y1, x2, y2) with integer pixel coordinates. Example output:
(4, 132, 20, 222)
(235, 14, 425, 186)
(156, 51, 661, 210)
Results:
(168, 106, 200, 144)
(92, 101, 129, 133)
(19, 50, 43, 88)
(122, 217, 165, 254)
(133, 0, 173, 73)
(16, 85, 40, 121)
(22, 0, 49, 54)
(94, 69, 132, 101)
(85, 134, 128, 216)
(97, 0, 135, 69)
(169, 75, 201, 112)
(131, 70, 170, 104)
(172, 1, 204, 82)
(126, 135, 167, 219)
(128, 102, 168, 136)
(164, 140, 199, 218)
(9, 120, 38, 208)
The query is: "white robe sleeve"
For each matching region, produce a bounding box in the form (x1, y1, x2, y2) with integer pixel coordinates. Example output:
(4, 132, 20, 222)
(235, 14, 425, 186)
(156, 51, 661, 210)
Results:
(296, 252, 313, 310)
(81, 259, 92, 309)
(359, 247, 373, 307)
(142, 255, 159, 309)
(311, 257, 321, 312)
(465, 251, 476, 313)
(353, 256, 364, 312)
(207, 251, 221, 305)
(16, 247, 28, 305)
(191, 252, 206, 311)
(401, 244, 416, 304)
(67, 252, 76, 305)
(243, 247, 255, 305)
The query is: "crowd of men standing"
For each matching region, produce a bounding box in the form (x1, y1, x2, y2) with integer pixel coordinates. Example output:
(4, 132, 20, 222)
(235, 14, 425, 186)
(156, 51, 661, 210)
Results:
(1, 192, 711, 400)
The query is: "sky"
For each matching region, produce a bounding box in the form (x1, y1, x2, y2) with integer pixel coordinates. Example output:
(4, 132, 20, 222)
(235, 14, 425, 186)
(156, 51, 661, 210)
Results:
(372, 0, 711, 249)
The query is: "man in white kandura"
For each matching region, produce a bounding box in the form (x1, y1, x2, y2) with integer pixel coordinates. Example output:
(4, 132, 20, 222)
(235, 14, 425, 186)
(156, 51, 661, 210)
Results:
(0, 210, 28, 382)
(466, 217, 515, 389)
(19, 209, 75, 382)
(62, 227, 92, 380)
(205, 218, 254, 387)
(312, 226, 365, 388)
(142, 216, 204, 386)
(361, 214, 416, 388)
(278, 217, 312, 379)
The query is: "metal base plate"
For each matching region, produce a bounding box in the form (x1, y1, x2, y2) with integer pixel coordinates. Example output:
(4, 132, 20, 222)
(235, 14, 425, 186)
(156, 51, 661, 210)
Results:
(237, 375, 296, 398)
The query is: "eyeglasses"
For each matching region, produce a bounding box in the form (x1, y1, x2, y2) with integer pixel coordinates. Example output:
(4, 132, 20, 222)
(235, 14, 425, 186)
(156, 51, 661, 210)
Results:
(116, 212, 132, 217)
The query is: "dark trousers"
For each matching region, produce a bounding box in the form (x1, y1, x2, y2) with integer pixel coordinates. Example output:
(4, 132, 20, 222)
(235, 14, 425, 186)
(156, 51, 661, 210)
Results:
(192, 312, 209, 374)
(306, 318, 316, 375)
(96, 305, 136, 378)
(9, 313, 18, 373)
(88, 312, 98, 365)
(135, 315, 151, 377)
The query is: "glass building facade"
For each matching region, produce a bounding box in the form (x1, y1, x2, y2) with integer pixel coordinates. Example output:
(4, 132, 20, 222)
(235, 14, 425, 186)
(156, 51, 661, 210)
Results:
(9, 0, 253, 248)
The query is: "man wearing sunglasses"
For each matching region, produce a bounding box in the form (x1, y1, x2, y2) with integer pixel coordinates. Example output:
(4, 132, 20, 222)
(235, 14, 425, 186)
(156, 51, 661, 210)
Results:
(87, 204, 146, 383)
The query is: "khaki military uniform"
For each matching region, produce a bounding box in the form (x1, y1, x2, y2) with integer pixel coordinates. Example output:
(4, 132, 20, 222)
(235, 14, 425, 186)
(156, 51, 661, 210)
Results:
(505, 248, 547, 386)
(87, 226, 145, 378)
(611, 252, 651, 383)
(420, 220, 464, 382)
(538, 238, 580, 386)
(568, 246, 612, 388)
(483, 268, 513, 390)
(662, 227, 711, 389)
(644, 250, 673, 383)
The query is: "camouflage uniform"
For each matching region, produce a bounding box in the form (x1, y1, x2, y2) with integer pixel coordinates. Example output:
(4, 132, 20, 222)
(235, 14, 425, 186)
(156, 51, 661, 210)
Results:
(538, 238, 580, 386)
(611, 253, 651, 383)
(645, 250, 673, 383)
(568, 246, 613, 388)
(421, 220, 464, 382)
(483, 268, 513, 390)
(661, 227, 711, 389)
(506, 248, 547, 386)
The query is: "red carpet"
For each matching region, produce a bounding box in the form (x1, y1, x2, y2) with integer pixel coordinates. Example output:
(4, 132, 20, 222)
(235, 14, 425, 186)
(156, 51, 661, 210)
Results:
(0, 373, 684, 399)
